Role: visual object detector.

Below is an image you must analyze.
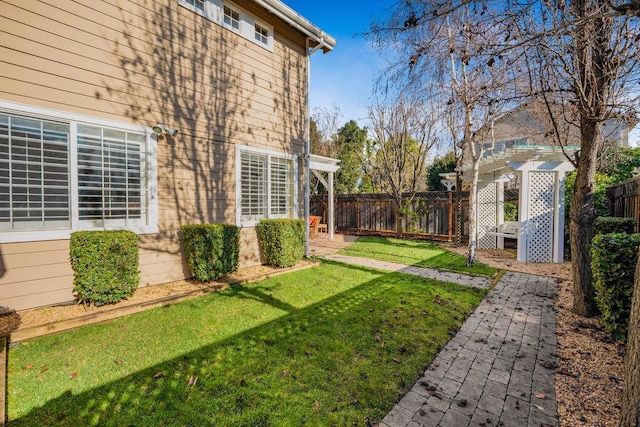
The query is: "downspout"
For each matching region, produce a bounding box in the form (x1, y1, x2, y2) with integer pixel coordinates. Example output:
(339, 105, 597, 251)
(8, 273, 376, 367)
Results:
(305, 37, 326, 257)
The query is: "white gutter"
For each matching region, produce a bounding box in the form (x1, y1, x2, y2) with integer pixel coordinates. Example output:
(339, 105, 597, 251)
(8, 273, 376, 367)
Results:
(304, 37, 328, 257)
(253, 0, 337, 52)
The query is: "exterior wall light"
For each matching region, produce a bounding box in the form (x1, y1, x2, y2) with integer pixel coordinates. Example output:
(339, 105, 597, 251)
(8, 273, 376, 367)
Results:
(152, 124, 179, 137)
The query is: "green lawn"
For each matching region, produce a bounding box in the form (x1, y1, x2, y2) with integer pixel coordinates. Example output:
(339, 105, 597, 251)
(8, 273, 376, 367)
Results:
(8, 261, 486, 426)
(340, 236, 498, 277)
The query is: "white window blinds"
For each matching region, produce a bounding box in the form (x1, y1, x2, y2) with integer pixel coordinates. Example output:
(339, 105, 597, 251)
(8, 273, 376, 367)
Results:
(0, 114, 70, 231)
(77, 125, 146, 223)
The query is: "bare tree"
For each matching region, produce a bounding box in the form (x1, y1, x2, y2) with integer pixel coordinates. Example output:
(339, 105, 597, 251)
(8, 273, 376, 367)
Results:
(310, 104, 342, 159)
(310, 104, 342, 194)
(365, 95, 438, 237)
(369, 0, 639, 308)
(368, 2, 518, 265)
(519, 0, 640, 315)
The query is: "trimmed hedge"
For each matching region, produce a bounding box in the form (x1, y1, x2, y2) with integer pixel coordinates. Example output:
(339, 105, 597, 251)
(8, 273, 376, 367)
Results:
(595, 217, 636, 235)
(181, 224, 239, 281)
(591, 232, 640, 341)
(257, 219, 305, 268)
(70, 230, 140, 307)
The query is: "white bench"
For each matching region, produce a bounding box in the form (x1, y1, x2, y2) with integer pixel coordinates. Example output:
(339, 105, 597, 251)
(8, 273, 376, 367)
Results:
(485, 221, 520, 239)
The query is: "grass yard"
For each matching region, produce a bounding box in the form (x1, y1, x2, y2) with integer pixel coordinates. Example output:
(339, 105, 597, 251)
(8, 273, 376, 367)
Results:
(340, 236, 497, 277)
(8, 261, 486, 426)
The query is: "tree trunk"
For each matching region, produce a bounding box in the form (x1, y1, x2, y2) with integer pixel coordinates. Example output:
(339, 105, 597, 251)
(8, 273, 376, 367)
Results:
(466, 153, 480, 267)
(569, 119, 601, 316)
(569, 0, 611, 317)
(455, 171, 462, 246)
(619, 249, 640, 426)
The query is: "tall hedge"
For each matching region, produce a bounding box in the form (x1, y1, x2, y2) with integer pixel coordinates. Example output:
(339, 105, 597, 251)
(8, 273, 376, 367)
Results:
(591, 232, 640, 341)
(181, 224, 239, 281)
(595, 217, 636, 235)
(257, 219, 305, 267)
(70, 230, 140, 306)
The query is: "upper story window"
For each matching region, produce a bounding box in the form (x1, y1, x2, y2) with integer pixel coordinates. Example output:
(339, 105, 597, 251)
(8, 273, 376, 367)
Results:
(0, 101, 158, 243)
(179, 0, 274, 51)
(254, 23, 269, 45)
(184, 0, 205, 13)
(223, 5, 240, 30)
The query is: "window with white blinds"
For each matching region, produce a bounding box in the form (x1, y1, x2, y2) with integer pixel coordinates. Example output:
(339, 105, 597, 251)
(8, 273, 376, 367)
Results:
(0, 114, 70, 231)
(239, 148, 295, 225)
(270, 157, 292, 217)
(240, 152, 267, 221)
(77, 125, 145, 224)
(0, 103, 156, 242)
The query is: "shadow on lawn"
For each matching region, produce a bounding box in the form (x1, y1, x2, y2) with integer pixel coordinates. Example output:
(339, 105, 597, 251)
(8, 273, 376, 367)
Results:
(8, 263, 484, 426)
(221, 284, 299, 313)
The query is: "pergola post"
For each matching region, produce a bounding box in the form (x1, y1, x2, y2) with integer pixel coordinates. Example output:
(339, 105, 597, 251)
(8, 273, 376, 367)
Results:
(327, 170, 335, 239)
(508, 161, 574, 263)
(309, 154, 340, 240)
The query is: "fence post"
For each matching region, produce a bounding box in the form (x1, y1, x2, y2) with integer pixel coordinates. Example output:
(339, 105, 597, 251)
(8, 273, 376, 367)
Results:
(356, 196, 361, 233)
(448, 191, 453, 242)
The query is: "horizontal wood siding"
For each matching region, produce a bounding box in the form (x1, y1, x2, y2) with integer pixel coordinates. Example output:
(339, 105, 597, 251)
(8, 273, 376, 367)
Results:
(0, 0, 308, 310)
(0, 240, 74, 309)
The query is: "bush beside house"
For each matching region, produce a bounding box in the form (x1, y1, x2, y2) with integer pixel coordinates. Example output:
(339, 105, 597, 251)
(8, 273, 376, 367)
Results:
(70, 231, 140, 307)
(181, 224, 240, 281)
(257, 219, 305, 267)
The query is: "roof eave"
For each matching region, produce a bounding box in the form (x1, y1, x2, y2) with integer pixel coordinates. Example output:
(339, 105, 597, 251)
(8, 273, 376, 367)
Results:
(253, 0, 337, 53)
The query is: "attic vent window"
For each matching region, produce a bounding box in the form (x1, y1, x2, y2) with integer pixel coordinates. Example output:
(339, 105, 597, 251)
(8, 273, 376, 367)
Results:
(223, 5, 240, 30)
(255, 23, 269, 45)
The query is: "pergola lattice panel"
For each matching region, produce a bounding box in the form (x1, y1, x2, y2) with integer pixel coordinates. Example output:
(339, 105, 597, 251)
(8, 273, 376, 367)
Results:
(527, 172, 554, 262)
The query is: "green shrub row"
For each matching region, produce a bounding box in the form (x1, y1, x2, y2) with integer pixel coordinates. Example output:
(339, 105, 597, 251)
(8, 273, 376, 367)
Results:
(181, 224, 240, 281)
(595, 217, 636, 235)
(70, 230, 140, 307)
(257, 219, 305, 267)
(591, 232, 640, 341)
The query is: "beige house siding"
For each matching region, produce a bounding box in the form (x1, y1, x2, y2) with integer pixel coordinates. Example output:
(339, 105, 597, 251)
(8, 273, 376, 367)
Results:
(0, 0, 313, 310)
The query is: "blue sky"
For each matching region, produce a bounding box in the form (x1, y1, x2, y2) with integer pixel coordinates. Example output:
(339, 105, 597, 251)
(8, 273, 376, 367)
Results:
(283, 1, 639, 145)
(283, 0, 396, 128)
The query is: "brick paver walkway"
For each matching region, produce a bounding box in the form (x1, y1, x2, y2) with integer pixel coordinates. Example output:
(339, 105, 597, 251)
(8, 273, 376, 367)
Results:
(380, 271, 558, 427)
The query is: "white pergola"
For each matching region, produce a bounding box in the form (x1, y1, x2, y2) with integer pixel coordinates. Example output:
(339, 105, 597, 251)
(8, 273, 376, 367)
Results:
(446, 146, 576, 263)
(304, 155, 340, 254)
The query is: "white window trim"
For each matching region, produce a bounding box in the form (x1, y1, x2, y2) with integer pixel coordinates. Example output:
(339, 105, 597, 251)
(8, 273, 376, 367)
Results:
(236, 145, 298, 228)
(0, 99, 158, 244)
(178, 0, 274, 51)
(223, 4, 241, 32)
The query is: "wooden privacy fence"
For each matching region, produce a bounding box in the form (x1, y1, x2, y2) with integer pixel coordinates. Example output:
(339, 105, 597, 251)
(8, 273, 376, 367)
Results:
(311, 190, 519, 241)
(607, 177, 640, 231)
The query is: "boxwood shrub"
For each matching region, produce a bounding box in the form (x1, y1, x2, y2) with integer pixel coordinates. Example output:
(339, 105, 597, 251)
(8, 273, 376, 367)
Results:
(70, 230, 140, 307)
(181, 224, 239, 281)
(595, 217, 636, 235)
(257, 219, 305, 268)
(591, 232, 640, 341)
